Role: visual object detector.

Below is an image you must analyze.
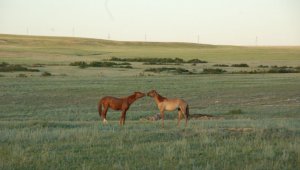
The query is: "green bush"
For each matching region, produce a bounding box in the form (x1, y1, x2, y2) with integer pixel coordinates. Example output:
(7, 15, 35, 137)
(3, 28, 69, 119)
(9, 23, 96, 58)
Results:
(17, 74, 27, 78)
(143, 62, 181, 65)
(258, 65, 269, 68)
(145, 67, 193, 74)
(213, 64, 229, 67)
(69, 61, 88, 68)
(70, 61, 132, 68)
(0, 63, 39, 72)
(268, 68, 299, 73)
(202, 68, 226, 74)
(231, 63, 249, 67)
(41, 72, 52, 76)
(110, 57, 206, 64)
(225, 109, 243, 115)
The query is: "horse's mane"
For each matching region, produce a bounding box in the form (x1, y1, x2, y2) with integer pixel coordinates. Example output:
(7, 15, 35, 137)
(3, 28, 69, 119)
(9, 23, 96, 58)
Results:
(156, 93, 166, 102)
(127, 93, 139, 104)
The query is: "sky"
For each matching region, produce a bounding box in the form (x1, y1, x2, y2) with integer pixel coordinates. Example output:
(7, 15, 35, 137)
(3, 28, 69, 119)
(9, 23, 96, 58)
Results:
(0, 0, 299, 45)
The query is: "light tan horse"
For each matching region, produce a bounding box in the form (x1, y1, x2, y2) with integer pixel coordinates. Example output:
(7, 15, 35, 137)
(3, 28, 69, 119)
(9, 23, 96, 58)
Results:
(147, 90, 189, 128)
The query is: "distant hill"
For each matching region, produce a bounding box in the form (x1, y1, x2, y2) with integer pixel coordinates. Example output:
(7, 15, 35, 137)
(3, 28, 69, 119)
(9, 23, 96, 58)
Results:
(0, 34, 299, 65)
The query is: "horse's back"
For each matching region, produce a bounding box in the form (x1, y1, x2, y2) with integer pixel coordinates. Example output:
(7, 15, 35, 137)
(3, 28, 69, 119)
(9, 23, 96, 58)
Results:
(162, 98, 187, 111)
(166, 98, 187, 105)
(101, 96, 122, 104)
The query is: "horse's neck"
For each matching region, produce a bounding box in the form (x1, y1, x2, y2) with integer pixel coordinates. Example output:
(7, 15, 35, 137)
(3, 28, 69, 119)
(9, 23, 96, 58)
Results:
(127, 94, 137, 105)
(154, 94, 165, 104)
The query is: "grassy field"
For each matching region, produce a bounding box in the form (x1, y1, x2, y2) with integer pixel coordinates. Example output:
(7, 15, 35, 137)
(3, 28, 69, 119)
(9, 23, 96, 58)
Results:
(0, 34, 299, 169)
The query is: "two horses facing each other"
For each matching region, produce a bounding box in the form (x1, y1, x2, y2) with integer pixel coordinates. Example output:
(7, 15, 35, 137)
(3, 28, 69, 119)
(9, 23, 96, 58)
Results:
(98, 90, 189, 127)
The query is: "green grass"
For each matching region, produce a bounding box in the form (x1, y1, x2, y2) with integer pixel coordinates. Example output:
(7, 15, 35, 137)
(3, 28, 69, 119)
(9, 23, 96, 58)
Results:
(0, 34, 299, 169)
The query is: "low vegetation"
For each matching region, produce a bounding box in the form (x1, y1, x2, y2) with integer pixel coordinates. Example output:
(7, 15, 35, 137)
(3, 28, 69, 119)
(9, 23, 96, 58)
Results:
(224, 109, 243, 115)
(202, 68, 226, 74)
(143, 62, 181, 65)
(144, 67, 193, 74)
(70, 61, 133, 69)
(213, 64, 229, 67)
(0, 62, 39, 72)
(109, 57, 207, 64)
(258, 65, 269, 68)
(231, 63, 249, 67)
(41, 72, 52, 77)
(268, 67, 300, 73)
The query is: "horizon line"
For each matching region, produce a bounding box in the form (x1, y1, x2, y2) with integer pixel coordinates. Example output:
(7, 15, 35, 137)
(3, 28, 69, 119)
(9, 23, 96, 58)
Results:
(1, 33, 300, 47)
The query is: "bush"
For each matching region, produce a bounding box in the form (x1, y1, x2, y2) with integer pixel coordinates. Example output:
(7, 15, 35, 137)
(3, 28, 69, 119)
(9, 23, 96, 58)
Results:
(268, 68, 299, 73)
(202, 68, 226, 74)
(0, 63, 39, 72)
(213, 64, 229, 67)
(145, 67, 193, 74)
(258, 65, 269, 68)
(231, 63, 249, 67)
(70, 61, 132, 68)
(225, 109, 243, 115)
(109, 57, 207, 64)
(41, 72, 52, 76)
(17, 74, 27, 78)
(70, 61, 88, 68)
(0, 62, 9, 67)
(143, 62, 181, 65)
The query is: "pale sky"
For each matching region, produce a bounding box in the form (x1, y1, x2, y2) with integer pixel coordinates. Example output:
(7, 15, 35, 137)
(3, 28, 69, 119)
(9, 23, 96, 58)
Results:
(0, 0, 299, 45)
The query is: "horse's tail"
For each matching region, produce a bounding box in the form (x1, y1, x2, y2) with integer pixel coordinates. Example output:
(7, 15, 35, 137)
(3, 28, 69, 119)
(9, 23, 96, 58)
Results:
(186, 104, 189, 119)
(98, 100, 102, 119)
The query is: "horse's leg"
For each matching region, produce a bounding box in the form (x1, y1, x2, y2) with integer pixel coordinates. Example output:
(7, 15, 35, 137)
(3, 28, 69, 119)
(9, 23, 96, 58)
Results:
(184, 105, 188, 127)
(102, 105, 109, 124)
(119, 110, 127, 126)
(180, 105, 188, 128)
(160, 109, 165, 128)
(177, 109, 182, 127)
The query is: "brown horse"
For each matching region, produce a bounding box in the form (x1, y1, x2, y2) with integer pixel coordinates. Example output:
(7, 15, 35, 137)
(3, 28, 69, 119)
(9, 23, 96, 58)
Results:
(98, 92, 145, 125)
(147, 90, 189, 128)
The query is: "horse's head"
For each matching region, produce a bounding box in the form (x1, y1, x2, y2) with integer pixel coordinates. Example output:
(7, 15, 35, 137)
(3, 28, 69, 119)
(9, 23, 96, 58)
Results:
(134, 91, 145, 99)
(147, 90, 157, 97)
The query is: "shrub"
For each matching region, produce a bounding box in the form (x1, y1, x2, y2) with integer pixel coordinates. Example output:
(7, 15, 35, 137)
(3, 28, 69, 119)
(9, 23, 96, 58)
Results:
(145, 67, 193, 74)
(213, 64, 229, 67)
(70, 61, 88, 68)
(143, 62, 181, 65)
(258, 65, 269, 68)
(17, 74, 27, 78)
(202, 68, 226, 74)
(109, 57, 206, 64)
(0, 62, 9, 67)
(70, 61, 132, 68)
(41, 72, 52, 76)
(89, 61, 115, 67)
(231, 63, 249, 67)
(0, 63, 39, 72)
(268, 68, 299, 73)
(225, 109, 243, 115)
